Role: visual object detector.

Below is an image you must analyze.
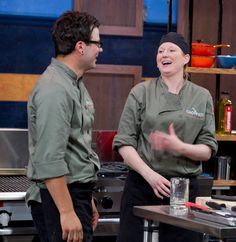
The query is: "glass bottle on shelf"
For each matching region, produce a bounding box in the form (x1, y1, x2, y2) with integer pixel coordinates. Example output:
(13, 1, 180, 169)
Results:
(216, 91, 233, 135)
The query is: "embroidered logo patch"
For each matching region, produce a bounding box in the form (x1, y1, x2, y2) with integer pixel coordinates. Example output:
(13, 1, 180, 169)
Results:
(85, 100, 94, 110)
(186, 107, 204, 118)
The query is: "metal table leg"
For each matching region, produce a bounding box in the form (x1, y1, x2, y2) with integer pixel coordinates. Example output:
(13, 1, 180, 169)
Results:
(143, 219, 159, 242)
(142, 220, 231, 242)
(202, 234, 229, 242)
(202, 233, 209, 242)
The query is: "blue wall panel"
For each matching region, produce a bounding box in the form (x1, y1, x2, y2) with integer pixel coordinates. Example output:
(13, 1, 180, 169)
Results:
(144, 0, 177, 24)
(0, 0, 73, 18)
(0, 0, 177, 24)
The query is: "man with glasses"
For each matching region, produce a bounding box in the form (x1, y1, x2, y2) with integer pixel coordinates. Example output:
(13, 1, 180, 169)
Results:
(26, 11, 103, 242)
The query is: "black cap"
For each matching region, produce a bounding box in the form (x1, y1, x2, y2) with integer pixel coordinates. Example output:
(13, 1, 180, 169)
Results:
(159, 32, 190, 54)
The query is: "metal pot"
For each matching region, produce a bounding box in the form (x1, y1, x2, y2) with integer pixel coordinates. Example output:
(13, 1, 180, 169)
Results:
(192, 42, 230, 56)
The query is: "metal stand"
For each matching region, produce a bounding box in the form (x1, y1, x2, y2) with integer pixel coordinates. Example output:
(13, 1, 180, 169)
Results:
(143, 220, 211, 242)
(202, 233, 210, 242)
(135, 206, 236, 242)
(143, 220, 159, 242)
(142, 223, 231, 242)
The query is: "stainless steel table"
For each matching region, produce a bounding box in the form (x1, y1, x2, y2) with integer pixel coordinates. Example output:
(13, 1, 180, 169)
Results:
(133, 205, 236, 242)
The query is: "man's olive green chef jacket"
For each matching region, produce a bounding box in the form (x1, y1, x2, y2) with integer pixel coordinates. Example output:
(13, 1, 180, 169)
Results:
(26, 58, 100, 204)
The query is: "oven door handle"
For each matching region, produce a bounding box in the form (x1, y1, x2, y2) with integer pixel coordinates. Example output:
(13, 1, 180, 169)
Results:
(98, 218, 120, 224)
(0, 227, 36, 235)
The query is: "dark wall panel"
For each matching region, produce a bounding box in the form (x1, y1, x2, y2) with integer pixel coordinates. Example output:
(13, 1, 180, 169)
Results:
(0, 102, 27, 128)
(0, 16, 175, 128)
(0, 16, 174, 76)
(0, 17, 54, 74)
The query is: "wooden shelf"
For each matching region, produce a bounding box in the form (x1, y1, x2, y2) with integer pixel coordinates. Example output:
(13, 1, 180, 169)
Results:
(216, 134, 236, 141)
(186, 67, 236, 75)
(213, 180, 236, 187)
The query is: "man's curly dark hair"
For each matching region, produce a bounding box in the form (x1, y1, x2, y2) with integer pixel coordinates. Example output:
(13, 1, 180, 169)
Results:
(52, 11, 100, 56)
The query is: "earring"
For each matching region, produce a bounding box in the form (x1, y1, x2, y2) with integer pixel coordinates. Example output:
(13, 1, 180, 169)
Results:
(81, 51, 84, 55)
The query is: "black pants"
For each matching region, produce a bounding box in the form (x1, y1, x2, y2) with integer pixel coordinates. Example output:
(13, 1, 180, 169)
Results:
(116, 170, 202, 242)
(30, 182, 94, 242)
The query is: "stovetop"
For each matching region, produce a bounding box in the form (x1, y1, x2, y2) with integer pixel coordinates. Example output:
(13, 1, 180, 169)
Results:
(0, 175, 32, 193)
(0, 162, 128, 194)
(98, 162, 128, 179)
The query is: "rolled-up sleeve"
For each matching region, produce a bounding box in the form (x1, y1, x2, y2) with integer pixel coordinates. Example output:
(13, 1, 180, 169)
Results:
(113, 87, 144, 151)
(29, 85, 72, 180)
(195, 93, 218, 157)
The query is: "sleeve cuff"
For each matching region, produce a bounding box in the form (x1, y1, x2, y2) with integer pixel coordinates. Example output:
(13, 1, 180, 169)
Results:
(33, 160, 69, 180)
(112, 134, 137, 151)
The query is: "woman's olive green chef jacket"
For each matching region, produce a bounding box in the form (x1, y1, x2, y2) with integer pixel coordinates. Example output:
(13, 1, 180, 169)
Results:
(113, 78, 218, 176)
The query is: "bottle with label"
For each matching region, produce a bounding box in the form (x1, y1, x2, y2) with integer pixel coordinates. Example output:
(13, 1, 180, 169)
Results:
(216, 91, 233, 135)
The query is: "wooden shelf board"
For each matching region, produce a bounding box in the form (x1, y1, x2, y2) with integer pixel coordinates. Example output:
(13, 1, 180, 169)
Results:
(216, 134, 236, 141)
(213, 180, 236, 187)
(186, 67, 236, 75)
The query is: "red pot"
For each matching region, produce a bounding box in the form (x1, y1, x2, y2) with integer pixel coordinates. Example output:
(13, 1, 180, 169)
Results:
(192, 43, 230, 56)
(191, 55, 215, 68)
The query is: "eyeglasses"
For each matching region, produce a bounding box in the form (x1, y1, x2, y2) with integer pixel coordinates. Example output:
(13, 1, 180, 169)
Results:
(86, 40, 103, 48)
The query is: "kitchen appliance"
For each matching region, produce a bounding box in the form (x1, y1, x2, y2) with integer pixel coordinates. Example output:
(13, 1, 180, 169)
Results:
(0, 129, 128, 241)
(217, 156, 231, 180)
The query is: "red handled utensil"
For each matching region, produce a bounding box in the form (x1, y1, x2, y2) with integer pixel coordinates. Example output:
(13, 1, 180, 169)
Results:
(185, 202, 209, 211)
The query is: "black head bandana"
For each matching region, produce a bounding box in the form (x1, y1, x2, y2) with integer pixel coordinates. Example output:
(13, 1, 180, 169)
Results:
(159, 32, 190, 54)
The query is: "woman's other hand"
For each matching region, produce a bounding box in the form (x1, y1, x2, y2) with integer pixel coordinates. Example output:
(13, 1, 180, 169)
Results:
(149, 123, 211, 161)
(149, 123, 183, 155)
(145, 169, 171, 199)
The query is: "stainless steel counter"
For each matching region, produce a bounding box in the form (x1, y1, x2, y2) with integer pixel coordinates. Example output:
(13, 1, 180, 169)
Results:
(133, 205, 236, 242)
(0, 192, 120, 237)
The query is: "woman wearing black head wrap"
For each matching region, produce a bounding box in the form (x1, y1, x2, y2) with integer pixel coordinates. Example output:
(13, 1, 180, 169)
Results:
(113, 32, 217, 242)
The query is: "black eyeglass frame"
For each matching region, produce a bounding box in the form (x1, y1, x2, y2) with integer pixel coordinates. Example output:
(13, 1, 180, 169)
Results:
(86, 40, 103, 48)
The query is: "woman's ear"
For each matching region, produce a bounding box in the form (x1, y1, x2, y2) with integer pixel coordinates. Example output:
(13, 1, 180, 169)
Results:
(184, 54, 190, 65)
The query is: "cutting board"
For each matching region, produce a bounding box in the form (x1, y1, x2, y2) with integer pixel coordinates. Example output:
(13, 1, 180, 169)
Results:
(196, 196, 236, 209)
